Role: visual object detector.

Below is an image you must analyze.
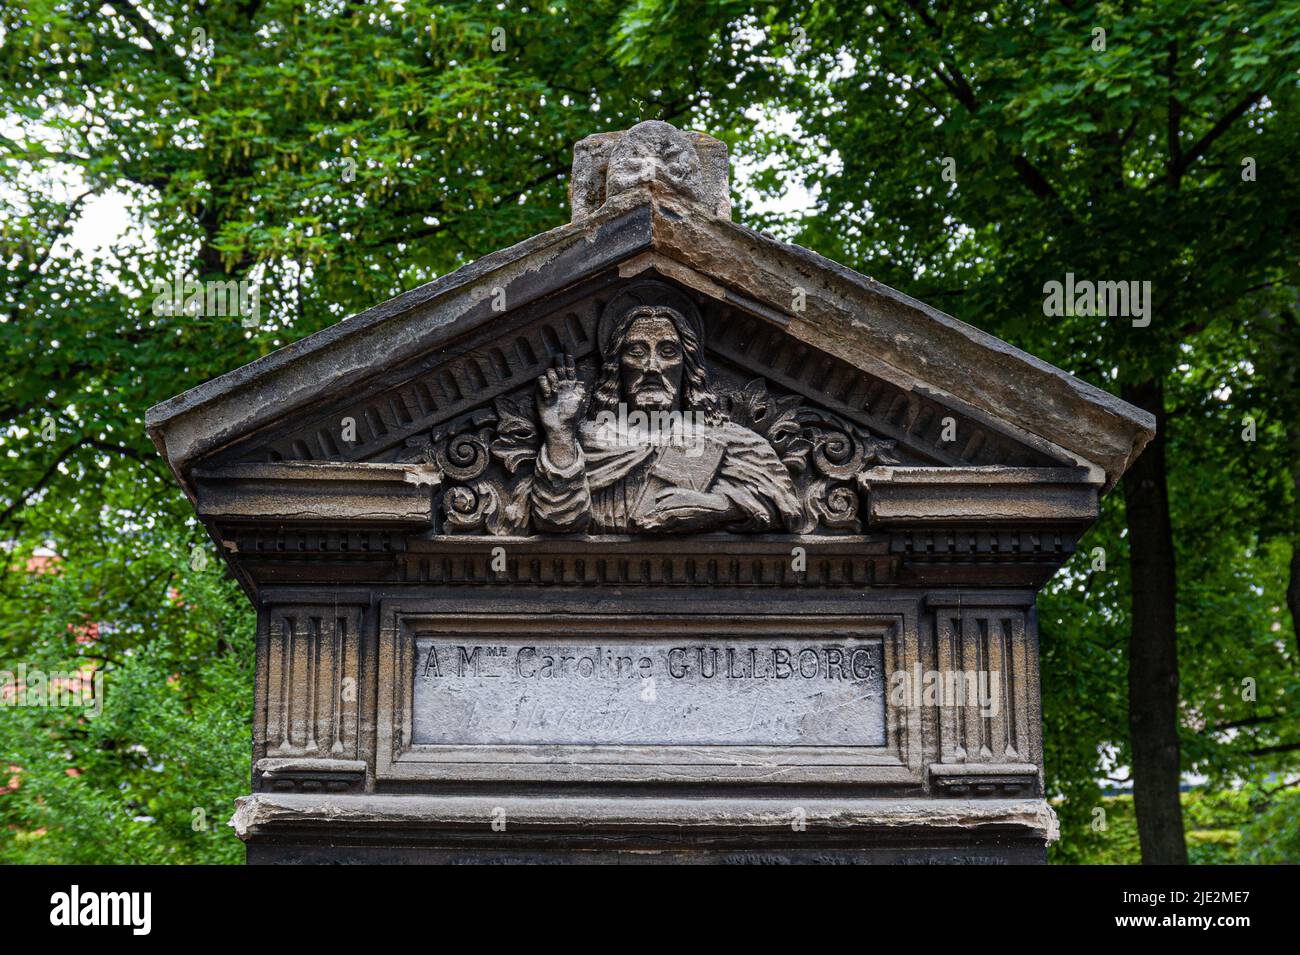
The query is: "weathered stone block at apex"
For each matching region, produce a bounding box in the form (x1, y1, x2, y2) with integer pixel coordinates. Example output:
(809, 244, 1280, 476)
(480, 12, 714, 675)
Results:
(147, 119, 1154, 864)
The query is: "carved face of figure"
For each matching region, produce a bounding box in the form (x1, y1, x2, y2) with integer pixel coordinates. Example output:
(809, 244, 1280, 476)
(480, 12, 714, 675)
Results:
(606, 121, 704, 205)
(619, 313, 684, 411)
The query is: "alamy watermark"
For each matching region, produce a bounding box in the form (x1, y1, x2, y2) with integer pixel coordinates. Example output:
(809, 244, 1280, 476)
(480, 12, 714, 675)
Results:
(592, 402, 709, 457)
(49, 885, 150, 935)
(889, 664, 1001, 718)
(1, 664, 104, 716)
(151, 272, 261, 327)
(1042, 272, 1151, 327)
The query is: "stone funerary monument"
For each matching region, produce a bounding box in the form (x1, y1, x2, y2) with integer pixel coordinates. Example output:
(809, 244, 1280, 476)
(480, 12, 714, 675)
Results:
(147, 121, 1154, 863)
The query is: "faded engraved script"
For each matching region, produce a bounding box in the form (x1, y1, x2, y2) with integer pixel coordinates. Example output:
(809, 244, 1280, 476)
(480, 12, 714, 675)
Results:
(411, 636, 885, 747)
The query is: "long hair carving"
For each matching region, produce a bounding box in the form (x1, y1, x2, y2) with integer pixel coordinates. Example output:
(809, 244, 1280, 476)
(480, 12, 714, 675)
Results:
(593, 305, 724, 426)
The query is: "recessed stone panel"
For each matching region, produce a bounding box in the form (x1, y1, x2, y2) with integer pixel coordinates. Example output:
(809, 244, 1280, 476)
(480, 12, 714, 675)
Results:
(410, 635, 885, 747)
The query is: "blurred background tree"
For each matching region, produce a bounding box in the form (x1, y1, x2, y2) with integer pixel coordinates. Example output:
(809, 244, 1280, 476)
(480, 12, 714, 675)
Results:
(2, 1, 1296, 862)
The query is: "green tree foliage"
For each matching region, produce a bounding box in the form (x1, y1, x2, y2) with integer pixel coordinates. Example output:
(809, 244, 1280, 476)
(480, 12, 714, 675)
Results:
(0, 469, 253, 862)
(1071, 787, 1296, 865)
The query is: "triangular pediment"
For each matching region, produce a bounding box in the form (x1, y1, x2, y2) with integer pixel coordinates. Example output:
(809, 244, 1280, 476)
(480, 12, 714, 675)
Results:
(148, 189, 1150, 484)
(199, 267, 1067, 474)
(164, 257, 1096, 538)
(147, 121, 1156, 595)
(149, 187, 1154, 558)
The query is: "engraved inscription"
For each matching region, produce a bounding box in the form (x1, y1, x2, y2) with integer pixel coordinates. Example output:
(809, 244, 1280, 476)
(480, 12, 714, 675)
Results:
(411, 636, 885, 746)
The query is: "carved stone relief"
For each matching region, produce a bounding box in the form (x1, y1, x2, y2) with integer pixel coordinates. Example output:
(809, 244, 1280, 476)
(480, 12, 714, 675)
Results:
(262, 605, 362, 761)
(399, 281, 901, 535)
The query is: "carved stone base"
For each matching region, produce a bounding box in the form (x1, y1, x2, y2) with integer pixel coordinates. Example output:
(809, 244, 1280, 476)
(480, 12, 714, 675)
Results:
(235, 794, 1054, 865)
(255, 758, 367, 794)
(928, 763, 1041, 798)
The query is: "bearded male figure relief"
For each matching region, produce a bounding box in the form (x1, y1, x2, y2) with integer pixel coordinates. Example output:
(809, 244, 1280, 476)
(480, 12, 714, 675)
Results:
(530, 284, 802, 534)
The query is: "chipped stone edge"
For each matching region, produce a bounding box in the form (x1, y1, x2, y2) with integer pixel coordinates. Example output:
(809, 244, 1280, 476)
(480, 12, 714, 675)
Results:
(230, 793, 1058, 843)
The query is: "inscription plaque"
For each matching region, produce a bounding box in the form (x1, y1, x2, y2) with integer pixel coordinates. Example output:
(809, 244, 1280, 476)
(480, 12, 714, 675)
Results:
(411, 636, 885, 746)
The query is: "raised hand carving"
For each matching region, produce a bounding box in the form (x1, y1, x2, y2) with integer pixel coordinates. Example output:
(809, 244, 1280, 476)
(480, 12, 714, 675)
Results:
(536, 354, 587, 471)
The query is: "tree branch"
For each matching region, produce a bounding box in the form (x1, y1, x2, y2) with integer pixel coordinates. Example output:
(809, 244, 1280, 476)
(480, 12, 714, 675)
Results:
(1175, 88, 1266, 179)
(893, 1, 1076, 225)
(0, 439, 162, 527)
(1248, 741, 1300, 757)
(1166, 41, 1182, 188)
